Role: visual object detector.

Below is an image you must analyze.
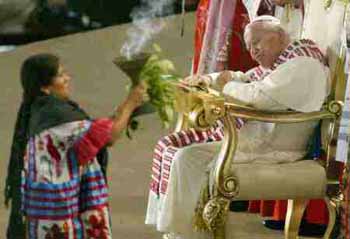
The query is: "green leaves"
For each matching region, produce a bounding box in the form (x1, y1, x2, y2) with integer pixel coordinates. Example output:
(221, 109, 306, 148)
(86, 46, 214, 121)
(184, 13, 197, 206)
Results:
(140, 45, 180, 128)
(125, 44, 181, 139)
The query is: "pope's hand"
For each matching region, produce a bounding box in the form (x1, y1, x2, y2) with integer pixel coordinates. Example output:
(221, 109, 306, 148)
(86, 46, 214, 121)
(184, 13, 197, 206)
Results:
(179, 74, 212, 88)
(215, 71, 233, 90)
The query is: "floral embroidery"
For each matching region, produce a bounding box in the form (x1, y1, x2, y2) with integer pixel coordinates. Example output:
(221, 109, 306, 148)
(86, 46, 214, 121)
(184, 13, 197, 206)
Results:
(67, 135, 76, 146)
(58, 141, 66, 151)
(39, 155, 52, 181)
(46, 135, 62, 177)
(85, 213, 109, 239)
(23, 121, 111, 238)
(38, 140, 45, 151)
(43, 223, 69, 239)
(72, 121, 88, 136)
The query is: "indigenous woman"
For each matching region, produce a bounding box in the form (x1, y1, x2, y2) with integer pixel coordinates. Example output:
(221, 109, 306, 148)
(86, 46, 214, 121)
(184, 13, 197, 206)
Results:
(4, 53, 146, 238)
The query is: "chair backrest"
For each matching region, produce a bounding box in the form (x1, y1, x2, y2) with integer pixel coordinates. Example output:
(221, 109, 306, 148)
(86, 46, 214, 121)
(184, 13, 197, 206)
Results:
(302, 0, 348, 181)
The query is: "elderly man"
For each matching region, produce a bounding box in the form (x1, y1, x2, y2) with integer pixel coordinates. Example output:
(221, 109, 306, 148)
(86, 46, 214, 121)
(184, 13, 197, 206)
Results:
(145, 16, 329, 239)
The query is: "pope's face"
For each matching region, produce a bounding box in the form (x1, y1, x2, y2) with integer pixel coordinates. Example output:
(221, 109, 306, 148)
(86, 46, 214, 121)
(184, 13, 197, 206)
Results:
(245, 25, 285, 69)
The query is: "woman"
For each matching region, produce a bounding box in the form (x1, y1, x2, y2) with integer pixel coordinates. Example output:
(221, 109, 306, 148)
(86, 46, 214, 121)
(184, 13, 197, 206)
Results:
(4, 53, 146, 239)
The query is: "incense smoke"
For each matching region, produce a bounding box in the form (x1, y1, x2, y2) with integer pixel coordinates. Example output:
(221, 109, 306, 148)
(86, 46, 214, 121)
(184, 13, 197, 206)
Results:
(120, 0, 175, 59)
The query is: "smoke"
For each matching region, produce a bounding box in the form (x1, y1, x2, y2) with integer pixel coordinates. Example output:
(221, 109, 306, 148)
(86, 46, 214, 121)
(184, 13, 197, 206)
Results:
(120, 0, 175, 59)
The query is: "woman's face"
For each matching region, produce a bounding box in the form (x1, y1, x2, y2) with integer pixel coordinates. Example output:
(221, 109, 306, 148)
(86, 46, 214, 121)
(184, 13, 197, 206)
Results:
(43, 65, 72, 99)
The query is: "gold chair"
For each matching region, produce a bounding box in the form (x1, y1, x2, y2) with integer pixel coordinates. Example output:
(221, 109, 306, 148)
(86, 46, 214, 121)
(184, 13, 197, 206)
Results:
(174, 1, 349, 238)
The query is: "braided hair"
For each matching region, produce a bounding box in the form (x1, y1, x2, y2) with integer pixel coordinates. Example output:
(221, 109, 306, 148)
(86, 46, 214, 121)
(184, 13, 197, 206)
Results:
(4, 53, 60, 238)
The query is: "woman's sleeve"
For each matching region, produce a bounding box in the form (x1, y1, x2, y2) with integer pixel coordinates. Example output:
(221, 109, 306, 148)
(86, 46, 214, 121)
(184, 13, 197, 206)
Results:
(73, 118, 113, 166)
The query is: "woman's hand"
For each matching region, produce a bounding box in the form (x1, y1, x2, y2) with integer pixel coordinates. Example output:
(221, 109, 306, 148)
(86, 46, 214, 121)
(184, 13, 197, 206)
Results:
(108, 81, 148, 144)
(125, 82, 148, 110)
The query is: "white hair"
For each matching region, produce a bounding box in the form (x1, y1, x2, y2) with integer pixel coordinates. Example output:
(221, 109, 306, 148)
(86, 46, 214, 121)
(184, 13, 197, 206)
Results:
(244, 15, 289, 43)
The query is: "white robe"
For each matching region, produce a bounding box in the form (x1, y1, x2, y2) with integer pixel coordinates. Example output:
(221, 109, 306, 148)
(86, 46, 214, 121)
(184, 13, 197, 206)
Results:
(145, 56, 329, 238)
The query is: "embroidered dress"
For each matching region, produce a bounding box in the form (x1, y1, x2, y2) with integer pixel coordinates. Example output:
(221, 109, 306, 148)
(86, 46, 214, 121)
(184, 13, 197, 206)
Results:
(145, 39, 329, 238)
(22, 118, 113, 239)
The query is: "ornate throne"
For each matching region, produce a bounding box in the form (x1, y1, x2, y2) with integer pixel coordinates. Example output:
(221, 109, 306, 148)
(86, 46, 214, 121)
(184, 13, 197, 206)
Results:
(174, 0, 350, 238)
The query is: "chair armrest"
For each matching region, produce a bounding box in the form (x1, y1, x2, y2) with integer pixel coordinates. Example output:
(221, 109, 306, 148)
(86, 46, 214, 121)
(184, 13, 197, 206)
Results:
(224, 102, 338, 123)
(174, 86, 343, 199)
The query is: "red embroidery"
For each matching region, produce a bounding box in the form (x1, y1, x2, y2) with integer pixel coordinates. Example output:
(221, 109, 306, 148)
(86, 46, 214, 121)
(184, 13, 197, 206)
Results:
(43, 223, 69, 239)
(86, 212, 109, 239)
(46, 135, 62, 177)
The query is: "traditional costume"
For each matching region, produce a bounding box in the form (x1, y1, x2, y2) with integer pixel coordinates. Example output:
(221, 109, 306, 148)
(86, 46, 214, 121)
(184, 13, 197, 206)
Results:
(5, 93, 113, 239)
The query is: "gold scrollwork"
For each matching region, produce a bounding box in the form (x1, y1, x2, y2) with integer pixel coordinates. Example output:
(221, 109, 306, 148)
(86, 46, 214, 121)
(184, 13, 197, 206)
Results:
(188, 104, 211, 130)
(204, 99, 225, 125)
(327, 100, 343, 116)
(203, 197, 230, 236)
(223, 176, 240, 197)
(212, 106, 223, 116)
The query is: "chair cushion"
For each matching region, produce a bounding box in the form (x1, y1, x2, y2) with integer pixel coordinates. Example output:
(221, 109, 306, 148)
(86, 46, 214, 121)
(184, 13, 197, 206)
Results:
(231, 160, 327, 200)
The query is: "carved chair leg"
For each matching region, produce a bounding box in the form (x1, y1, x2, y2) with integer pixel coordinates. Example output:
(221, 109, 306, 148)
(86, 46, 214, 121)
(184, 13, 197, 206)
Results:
(203, 197, 230, 239)
(284, 199, 308, 239)
(323, 197, 337, 239)
(214, 223, 226, 239)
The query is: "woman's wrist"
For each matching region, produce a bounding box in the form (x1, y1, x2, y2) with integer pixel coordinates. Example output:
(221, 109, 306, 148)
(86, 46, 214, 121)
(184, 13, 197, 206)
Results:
(111, 101, 134, 120)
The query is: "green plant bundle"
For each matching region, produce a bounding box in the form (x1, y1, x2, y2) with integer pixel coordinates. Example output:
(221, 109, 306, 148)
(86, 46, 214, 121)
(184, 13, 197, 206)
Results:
(141, 51, 180, 128)
(126, 45, 181, 138)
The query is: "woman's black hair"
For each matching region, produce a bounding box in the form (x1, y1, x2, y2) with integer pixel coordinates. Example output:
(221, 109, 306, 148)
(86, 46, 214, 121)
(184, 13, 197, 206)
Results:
(4, 53, 60, 238)
(21, 53, 60, 103)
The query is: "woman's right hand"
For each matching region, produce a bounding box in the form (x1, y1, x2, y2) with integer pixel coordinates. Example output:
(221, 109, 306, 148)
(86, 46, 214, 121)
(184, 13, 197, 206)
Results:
(109, 81, 148, 144)
(126, 82, 148, 109)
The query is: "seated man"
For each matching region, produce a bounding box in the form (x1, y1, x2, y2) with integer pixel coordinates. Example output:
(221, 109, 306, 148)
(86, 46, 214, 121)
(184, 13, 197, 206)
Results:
(145, 16, 329, 239)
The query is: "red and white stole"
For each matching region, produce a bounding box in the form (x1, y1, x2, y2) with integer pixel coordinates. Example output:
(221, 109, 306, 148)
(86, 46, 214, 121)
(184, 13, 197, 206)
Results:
(247, 39, 326, 82)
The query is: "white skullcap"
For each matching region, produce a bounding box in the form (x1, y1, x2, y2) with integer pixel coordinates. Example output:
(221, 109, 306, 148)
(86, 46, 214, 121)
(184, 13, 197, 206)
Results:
(245, 15, 282, 31)
(251, 15, 281, 25)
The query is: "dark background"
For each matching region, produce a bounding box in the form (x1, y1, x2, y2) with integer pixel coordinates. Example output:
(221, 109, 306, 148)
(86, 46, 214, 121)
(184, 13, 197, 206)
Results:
(0, 0, 199, 46)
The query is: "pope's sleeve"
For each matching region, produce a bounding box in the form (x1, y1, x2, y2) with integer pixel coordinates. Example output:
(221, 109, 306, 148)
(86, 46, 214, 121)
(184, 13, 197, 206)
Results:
(222, 57, 328, 112)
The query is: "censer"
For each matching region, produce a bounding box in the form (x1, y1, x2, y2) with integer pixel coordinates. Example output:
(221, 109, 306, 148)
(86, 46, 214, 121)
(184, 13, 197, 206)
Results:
(113, 53, 157, 138)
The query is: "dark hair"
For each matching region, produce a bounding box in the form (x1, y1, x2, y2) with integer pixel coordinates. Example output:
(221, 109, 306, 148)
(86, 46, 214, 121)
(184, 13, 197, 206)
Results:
(4, 53, 60, 238)
(21, 53, 60, 103)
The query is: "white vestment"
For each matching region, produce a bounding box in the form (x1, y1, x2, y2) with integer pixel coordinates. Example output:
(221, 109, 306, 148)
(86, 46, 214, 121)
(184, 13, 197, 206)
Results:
(145, 43, 329, 238)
